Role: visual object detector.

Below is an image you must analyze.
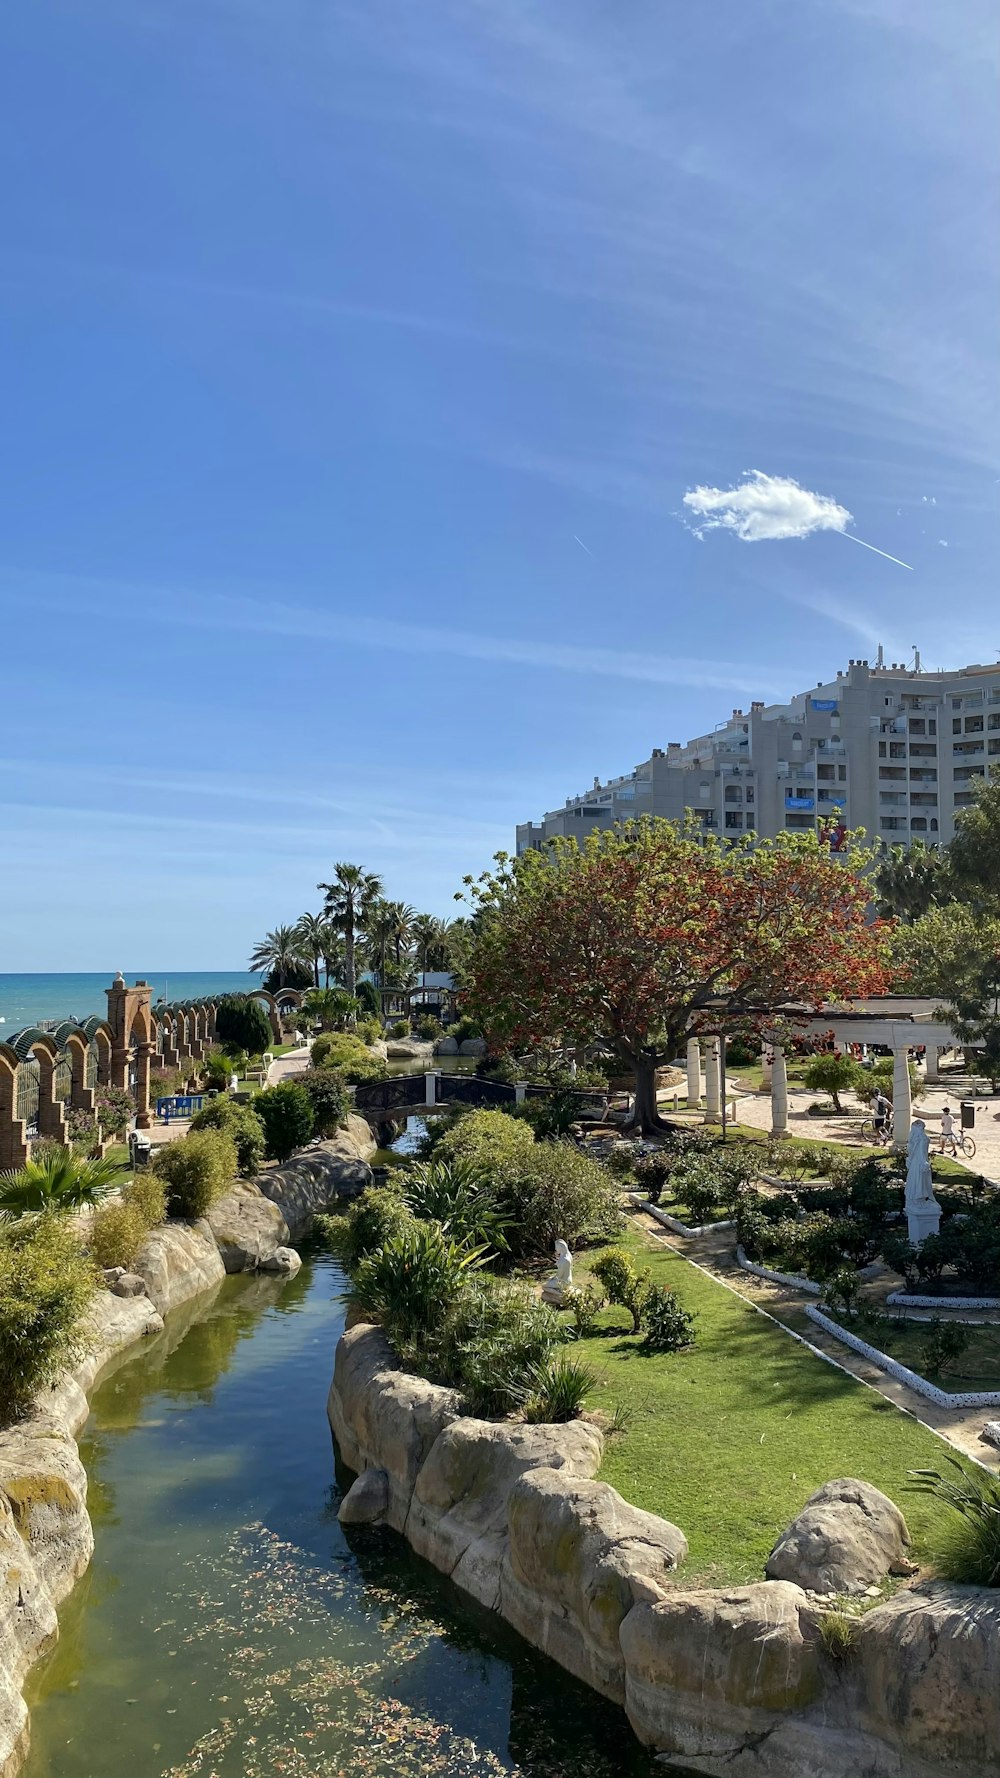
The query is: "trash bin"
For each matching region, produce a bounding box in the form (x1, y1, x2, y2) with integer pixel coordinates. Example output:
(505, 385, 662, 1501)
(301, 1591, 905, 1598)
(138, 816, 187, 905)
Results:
(960, 1101, 976, 1129)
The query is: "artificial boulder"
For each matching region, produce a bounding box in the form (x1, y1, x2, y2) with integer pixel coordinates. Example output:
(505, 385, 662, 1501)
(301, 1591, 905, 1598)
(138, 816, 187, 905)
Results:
(207, 1181, 290, 1273)
(260, 1245, 301, 1275)
(434, 1036, 459, 1056)
(338, 1467, 389, 1526)
(459, 1037, 487, 1056)
(134, 1219, 226, 1316)
(110, 1272, 147, 1298)
(258, 1123, 376, 1232)
(765, 1478, 910, 1596)
(621, 1582, 820, 1759)
(858, 1581, 1000, 1772)
(502, 1467, 687, 1701)
(326, 1323, 460, 1531)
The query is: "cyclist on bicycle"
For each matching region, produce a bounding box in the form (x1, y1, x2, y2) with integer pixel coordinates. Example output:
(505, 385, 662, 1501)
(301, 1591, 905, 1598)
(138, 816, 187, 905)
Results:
(938, 1106, 956, 1154)
(872, 1089, 891, 1144)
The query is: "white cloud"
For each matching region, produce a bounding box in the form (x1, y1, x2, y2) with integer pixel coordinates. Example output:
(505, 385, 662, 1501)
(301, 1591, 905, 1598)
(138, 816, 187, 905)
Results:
(938, 538, 949, 547)
(682, 471, 852, 543)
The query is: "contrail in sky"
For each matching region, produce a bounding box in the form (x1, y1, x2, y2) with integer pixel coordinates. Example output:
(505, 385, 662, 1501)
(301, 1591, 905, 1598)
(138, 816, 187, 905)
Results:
(573, 534, 594, 556)
(837, 531, 913, 571)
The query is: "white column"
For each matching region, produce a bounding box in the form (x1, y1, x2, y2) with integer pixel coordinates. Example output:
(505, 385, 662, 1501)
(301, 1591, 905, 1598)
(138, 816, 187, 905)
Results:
(771, 1046, 788, 1137)
(704, 1038, 722, 1123)
(686, 1038, 702, 1110)
(515, 1081, 527, 1105)
(892, 1048, 912, 1150)
(424, 1071, 438, 1108)
(760, 1044, 773, 1095)
(924, 1044, 940, 1085)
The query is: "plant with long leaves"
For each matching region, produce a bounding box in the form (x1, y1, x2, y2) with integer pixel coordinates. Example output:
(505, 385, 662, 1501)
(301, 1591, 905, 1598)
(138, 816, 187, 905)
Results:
(351, 1221, 488, 1347)
(248, 925, 303, 988)
(0, 1149, 122, 1220)
(910, 1457, 1000, 1587)
(292, 911, 330, 988)
(402, 1159, 511, 1252)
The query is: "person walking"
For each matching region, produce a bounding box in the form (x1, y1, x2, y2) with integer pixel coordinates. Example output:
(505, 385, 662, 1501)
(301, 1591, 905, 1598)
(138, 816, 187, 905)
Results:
(937, 1105, 957, 1155)
(873, 1088, 892, 1144)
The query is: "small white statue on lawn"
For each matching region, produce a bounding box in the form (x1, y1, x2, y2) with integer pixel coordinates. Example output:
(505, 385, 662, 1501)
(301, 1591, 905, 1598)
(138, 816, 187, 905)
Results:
(905, 1118, 941, 1247)
(542, 1239, 573, 1306)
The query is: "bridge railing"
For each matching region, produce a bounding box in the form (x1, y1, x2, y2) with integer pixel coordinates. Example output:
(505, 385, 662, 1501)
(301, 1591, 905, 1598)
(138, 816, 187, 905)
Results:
(353, 1071, 609, 1120)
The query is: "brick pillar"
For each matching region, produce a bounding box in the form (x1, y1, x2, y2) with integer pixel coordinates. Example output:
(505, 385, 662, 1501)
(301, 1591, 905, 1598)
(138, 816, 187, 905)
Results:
(35, 1050, 68, 1145)
(0, 1063, 30, 1170)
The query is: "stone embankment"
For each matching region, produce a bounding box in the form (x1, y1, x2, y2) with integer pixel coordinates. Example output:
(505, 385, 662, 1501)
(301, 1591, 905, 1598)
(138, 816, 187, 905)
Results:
(0, 1119, 376, 1778)
(328, 1320, 1000, 1778)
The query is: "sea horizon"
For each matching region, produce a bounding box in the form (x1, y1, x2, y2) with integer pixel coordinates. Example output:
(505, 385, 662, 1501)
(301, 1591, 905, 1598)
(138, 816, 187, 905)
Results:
(0, 971, 261, 1036)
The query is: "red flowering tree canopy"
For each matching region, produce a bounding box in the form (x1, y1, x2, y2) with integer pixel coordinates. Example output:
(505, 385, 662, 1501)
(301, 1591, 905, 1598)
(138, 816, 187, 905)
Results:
(461, 820, 890, 1091)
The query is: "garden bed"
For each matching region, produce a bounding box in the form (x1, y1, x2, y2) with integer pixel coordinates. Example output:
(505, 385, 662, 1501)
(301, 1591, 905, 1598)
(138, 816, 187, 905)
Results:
(805, 1304, 1000, 1409)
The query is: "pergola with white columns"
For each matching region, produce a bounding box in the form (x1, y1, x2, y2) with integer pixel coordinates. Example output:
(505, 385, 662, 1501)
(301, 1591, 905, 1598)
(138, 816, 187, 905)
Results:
(760, 997, 976, 1147)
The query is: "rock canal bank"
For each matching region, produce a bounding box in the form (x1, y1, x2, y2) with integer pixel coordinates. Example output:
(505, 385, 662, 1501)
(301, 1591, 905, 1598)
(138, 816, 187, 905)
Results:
(13, 1251, 662, 1778)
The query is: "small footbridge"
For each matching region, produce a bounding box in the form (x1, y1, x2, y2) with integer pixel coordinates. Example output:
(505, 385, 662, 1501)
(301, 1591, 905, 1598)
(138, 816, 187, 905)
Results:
(353, 1072, 607, 1124)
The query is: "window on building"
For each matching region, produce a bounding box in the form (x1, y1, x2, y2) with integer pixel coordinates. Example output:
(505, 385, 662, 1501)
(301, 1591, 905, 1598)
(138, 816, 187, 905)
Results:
(878, 742, 887, 758)
(784, 814, 812, 829)
(966, 716, 984, 734)
(909, 718, 926, 734)
(725, 812, 742, 829)
(930, 819, 939, 832)
(838, 765, 847, 781)
(746, 785, 754, 802)
(953, 718, 962, 734)
(889, 741, 906, 758)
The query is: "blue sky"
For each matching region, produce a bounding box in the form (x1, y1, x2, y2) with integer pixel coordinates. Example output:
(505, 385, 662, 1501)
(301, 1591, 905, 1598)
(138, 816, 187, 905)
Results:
(1, 0, 997, 968)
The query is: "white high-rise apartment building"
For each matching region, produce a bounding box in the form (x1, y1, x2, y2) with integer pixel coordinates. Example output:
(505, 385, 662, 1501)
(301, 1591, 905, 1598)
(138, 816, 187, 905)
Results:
(516, 655, 1000, 855)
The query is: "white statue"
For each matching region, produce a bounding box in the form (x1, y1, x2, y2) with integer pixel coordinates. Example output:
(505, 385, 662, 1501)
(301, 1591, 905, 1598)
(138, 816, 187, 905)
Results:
(905, 1118, 941, 1246)
(541, 1239, 573, 1305)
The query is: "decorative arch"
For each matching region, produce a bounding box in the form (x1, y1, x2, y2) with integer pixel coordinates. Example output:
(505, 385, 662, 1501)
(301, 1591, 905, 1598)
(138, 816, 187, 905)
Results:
(0, 1043, 30, 1169)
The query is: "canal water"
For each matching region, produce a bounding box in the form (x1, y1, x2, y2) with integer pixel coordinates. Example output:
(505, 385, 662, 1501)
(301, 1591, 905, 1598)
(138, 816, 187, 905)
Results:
(21, 1248, 659, 1778)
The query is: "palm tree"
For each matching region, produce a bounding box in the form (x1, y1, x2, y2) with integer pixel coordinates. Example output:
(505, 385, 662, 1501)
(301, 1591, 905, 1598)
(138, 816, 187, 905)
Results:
(248, 925, 301, 988)
(0, 1150, 121, 1219)
(318, 863, 383, 996)
(363, 898, 395, 988)
(385, 900, 416, 971)
(293, 911, 328, 988)
(318, 921, 346, 988)
(410, 913, 457, 974)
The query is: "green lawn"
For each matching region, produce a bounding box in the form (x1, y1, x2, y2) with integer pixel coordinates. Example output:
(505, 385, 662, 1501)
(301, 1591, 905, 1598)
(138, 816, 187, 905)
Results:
(571, 1225, 955, 1584)
(827, 1311, 1000, 1399)
(713, 1121, 976, 1185)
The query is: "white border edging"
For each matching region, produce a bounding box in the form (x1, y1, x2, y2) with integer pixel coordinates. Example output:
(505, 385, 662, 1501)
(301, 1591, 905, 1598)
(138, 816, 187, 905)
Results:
(887, 1291, 1000, 1311)
(804, 1304, 1000, 1409)
(736, 1246, 822, 1295)
(642, 1201, 734, 1239)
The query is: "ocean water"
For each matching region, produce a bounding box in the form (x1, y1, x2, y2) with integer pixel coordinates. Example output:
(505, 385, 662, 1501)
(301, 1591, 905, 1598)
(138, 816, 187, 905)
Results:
(0, 972, 260, 1035)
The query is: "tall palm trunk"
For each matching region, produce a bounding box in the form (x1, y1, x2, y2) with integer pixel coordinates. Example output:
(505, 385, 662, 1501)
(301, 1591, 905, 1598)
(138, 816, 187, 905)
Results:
(344, 916, 356, 996)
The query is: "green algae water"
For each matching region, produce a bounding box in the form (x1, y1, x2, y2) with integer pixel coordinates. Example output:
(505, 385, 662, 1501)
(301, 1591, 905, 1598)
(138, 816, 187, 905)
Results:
(22, 1250, 659, 1778)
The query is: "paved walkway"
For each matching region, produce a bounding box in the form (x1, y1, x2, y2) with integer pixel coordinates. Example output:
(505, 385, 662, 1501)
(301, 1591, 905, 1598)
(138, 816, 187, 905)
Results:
(266, 1046, 309, 1085)
(725, 1070, 1000, 1184)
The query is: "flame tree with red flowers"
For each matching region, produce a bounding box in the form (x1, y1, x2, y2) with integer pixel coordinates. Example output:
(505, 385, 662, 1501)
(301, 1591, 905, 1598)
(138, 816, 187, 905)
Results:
(460, 819, 891, 1134)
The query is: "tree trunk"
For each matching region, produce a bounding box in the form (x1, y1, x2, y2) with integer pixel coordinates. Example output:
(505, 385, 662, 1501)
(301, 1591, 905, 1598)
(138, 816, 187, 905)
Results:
(313, 956, 320, 989)
(344, 922, 356, 996)
(631, 1057, 670, 1135)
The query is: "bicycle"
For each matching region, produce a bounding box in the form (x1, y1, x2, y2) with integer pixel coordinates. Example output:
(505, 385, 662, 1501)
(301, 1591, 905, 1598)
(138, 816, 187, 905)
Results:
(937, 1130, 977, 1160)
(859, 1114, 894, 1147)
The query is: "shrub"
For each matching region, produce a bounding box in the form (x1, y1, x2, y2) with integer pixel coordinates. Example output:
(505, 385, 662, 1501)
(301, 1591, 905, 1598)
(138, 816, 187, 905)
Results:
(95, 1084, 134, 1136)
(89, 1201, 149, 1271)
(523, 1354, 595, 1423)
(501, 1141, 623, 1257)
(295, 1067, 348, 1138)
(673, 1160, 727, 1226)
(920, 1317, 972, 1378)
(880, 1233, 918, 1289)
(563, 1283, 605, 1337)
(911, 1458, 1000, 1586)
(65, 1106, 98, 1147)
(817, 1610, 859, 1664)
(334, 1184, 416, 1270)
(389, 1018, 410, 1040)
(436, 1108, 537, 1180)
(605, 1143, 644, 1180)
(352, 1222, 488, 1347)
(153, 1129, 236, 1218)
(0, 1214, 96, 1419)
(122, 1173, 167, 1226)
(355, 1014, 383, 1045)
(303, 987, 359, 1031)
(402, 1159, 511, 1252)
(189, 1096, 267, 1176)
(824, 1267, 862, 1317)
(725, 1037, 759, 1067)
(446, 1017, 482, 1045)
(592, 1247, 649, 1334)
(215, 994, 273, 1056)
(254, 1081, 315, 1161)
(355, 979, 381, 1017)
(416, 1015, 442, 1040)
(802, 1053, 864, 1113)
(432, 1277, 562, 1417)
(310, 1032, 386, 1083)
(641, 1285, 696, 1352)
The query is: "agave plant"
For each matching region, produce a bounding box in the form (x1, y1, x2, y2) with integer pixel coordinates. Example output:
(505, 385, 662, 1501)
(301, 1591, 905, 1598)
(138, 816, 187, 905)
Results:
(402, 1159, 512, 1252)
(351, 1221, 488, 1345)
(0, 1149, 122, 1219)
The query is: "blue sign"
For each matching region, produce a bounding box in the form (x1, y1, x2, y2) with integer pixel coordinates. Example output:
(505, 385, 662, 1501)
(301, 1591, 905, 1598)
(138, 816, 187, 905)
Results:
(811, 698, 839, 712)
(819, 794, 846, 807)
(156, 1094, 205, 1124)
(785, 795, 815, 810)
